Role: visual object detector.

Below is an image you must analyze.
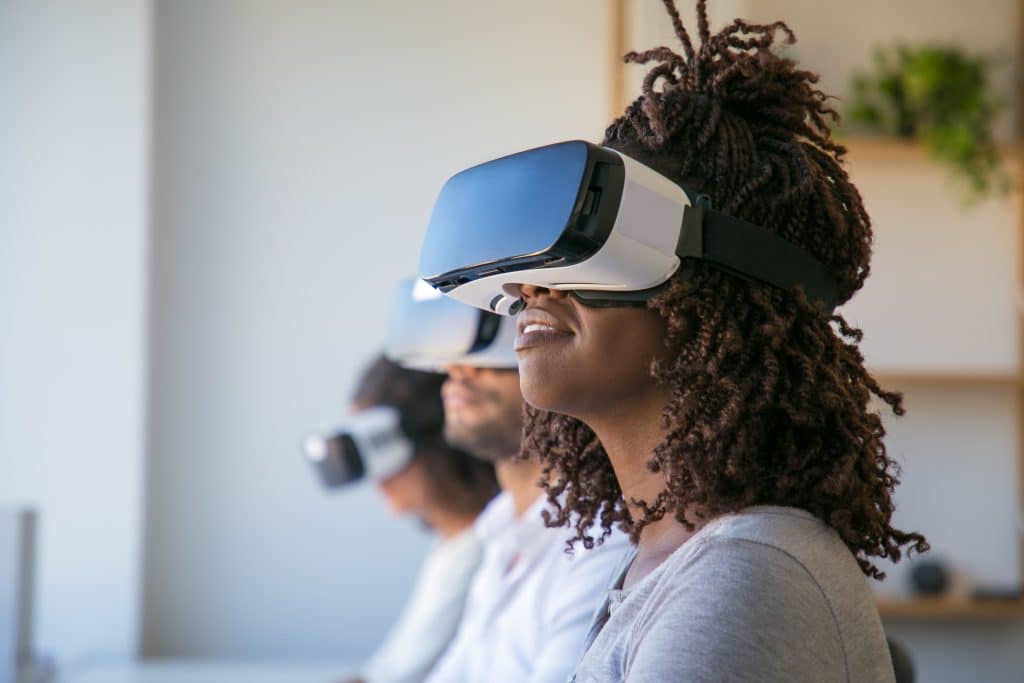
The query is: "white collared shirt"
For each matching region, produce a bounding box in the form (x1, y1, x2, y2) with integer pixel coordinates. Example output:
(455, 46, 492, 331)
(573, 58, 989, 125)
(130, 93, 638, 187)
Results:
(425, 492, 631, 683)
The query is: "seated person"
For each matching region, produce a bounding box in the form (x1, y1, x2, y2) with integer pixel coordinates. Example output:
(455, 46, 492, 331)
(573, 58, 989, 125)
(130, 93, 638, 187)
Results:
(325, 356, 499, 683)
(386, 278, 632, 683)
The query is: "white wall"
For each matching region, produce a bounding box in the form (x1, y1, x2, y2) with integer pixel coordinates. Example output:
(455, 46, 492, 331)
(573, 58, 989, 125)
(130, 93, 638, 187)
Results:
(142, 0, 611, 660)
(0, 0, 150, 667)
(844, 156, 1021, 373)
(627, 0, 1020, 139)
(753, 0, 1021, 142)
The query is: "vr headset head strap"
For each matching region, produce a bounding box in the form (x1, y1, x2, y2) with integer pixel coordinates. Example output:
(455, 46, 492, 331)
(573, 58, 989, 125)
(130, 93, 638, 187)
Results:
(677, 195, 840, 311)
(571, 193, 840, 312)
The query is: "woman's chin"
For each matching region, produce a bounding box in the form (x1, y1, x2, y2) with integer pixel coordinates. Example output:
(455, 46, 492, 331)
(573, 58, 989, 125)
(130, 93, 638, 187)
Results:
(518, 360, 572, 414)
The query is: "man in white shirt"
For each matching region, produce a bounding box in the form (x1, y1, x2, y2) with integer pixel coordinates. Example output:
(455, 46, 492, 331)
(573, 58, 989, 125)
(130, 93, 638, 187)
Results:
(385, 279, 630, 682)
(425, 363, 630, 683)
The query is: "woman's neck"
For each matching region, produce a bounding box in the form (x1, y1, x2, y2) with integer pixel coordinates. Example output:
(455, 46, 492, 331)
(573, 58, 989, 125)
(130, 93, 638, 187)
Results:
(585, 387, 701, 586)
(585, 387, 671, 510)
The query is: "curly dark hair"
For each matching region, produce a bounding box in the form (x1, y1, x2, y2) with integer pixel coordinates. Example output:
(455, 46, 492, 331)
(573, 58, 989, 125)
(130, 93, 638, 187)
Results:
(355, 355, 499, 518)
(521, 0, 928, 579)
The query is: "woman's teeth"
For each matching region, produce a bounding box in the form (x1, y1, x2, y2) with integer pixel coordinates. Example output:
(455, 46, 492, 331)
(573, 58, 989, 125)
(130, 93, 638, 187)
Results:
(524, 323, 558, 334)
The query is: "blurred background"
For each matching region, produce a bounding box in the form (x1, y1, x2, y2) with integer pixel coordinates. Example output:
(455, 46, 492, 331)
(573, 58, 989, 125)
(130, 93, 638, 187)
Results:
(1, 1, 1022, 682)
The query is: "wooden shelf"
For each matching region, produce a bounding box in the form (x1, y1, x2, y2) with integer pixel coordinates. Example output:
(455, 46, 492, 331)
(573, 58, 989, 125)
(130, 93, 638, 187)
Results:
(870, 369, 1021, 388)
(878, 597, 1024, 619)
(838, 137, 1023, 165)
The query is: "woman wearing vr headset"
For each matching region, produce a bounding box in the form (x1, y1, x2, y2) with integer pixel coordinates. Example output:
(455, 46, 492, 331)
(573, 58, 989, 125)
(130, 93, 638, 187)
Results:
(340, 356, 499, 683)
(418, 1, 929, 681)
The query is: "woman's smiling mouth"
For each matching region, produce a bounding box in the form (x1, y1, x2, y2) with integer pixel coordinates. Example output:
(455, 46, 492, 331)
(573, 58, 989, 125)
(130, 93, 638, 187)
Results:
(515, 309, 574, 351)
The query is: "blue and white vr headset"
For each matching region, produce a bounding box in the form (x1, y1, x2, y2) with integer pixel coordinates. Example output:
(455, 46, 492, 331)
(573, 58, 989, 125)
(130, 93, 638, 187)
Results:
(303, 405, 413, 489)
(418, 140, 840, 315)
(385, 277, 517, 370)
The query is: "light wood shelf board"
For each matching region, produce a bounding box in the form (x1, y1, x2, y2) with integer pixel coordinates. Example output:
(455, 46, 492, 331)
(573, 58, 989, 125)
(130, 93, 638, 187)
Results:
(870, 370, 1022, 388)
(838, 137, 1023, 166)
(878, 597, 1024, 620)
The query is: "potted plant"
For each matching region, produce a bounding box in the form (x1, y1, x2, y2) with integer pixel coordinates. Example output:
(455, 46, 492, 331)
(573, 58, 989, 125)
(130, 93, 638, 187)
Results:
(849, 44, 1010, 200)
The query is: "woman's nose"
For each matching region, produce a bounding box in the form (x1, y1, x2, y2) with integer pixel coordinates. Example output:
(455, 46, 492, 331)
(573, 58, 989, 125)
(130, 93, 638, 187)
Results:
(519, 284, 567, 300)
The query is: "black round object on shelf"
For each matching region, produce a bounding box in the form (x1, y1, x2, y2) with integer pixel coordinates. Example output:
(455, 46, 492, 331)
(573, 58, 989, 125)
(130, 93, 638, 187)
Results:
(909, 560, 950, 596)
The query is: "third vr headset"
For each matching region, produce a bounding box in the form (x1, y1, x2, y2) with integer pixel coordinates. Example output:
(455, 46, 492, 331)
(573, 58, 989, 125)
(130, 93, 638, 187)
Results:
(303, 405, 412, 489)
(386, 277, 517, 370)
(418, 140, 840, 315)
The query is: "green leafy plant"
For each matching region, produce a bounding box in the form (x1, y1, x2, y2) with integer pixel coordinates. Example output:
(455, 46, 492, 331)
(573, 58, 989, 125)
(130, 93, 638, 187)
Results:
(850, 44, 1009, 200)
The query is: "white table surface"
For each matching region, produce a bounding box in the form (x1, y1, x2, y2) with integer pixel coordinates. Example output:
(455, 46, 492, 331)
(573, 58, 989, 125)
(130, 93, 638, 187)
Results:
(60, 659, 358, 683)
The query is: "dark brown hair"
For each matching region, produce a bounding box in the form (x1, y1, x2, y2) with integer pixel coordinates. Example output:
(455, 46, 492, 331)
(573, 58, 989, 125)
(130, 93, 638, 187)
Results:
(521, 0, 928, 579)
(355, 355, 499, 517)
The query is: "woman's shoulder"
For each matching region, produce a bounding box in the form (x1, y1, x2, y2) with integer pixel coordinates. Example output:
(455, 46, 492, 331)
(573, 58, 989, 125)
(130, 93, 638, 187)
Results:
(647, 509, 839, 599)
(701, 505, 842, 550)
(624, 506, 891, 681)
(647, 506, 867, 605)
(688, 506, 861, 585)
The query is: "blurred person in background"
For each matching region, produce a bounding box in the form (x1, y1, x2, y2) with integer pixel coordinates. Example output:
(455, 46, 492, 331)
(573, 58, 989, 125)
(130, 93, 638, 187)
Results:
(333, 356, 499, 683)
(385, 278, 631, 683)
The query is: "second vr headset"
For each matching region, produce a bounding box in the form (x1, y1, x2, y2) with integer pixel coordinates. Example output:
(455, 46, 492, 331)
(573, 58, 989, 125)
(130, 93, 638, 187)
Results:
(418, 140, 840, 315)
(386, 277, 517, 370)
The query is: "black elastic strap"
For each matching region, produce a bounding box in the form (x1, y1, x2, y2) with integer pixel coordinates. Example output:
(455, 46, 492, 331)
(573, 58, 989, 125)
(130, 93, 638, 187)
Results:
(532, 195, 840, 312)
(677, 197, 840, 311)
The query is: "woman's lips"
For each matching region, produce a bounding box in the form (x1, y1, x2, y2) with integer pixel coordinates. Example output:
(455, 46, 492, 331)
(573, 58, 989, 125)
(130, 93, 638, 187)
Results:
(514, 323, 573, 351)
